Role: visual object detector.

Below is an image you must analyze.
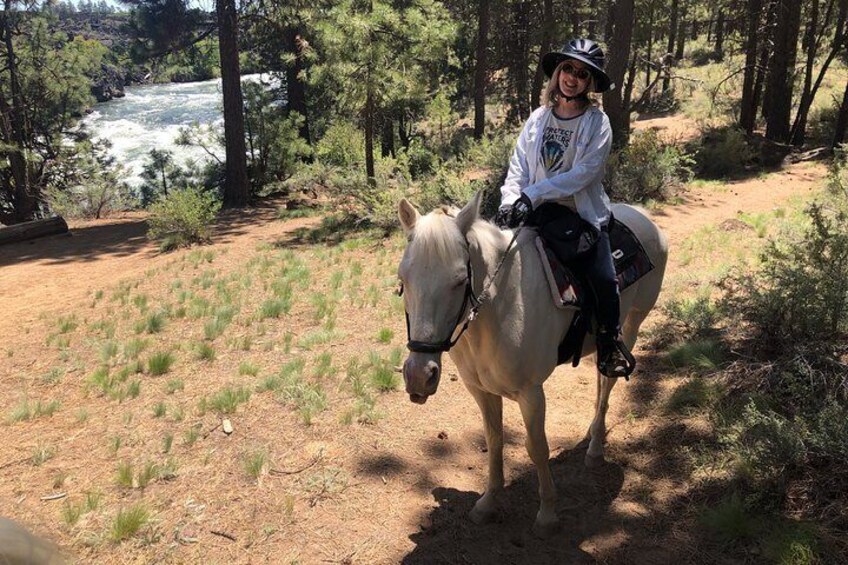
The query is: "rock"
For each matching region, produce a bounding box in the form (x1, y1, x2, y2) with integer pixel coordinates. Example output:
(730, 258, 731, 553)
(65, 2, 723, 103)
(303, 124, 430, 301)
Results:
(222, 419, 234, 435)
(437, 431, 448, 440)
(91, 63, 126, 103)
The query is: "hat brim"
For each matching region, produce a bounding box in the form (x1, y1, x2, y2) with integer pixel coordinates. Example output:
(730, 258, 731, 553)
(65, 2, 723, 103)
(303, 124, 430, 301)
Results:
(541, 52, 613, 93)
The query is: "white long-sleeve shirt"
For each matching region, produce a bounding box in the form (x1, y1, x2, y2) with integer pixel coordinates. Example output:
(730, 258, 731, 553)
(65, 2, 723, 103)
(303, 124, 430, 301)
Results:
(499, 105, 613, 229)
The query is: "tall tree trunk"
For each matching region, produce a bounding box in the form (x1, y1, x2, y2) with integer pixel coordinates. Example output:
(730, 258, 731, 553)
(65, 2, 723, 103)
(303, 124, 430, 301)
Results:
(675, 4, 687, 60)
(740, 0, 763, 134)
(510, 0, 531, 121)
(533, 0, 554, 105)
(473, 0, 490, 139)
(645, 2, 654, 88)
(764, 0, 802, 142)
(380, 118, 394, 158)
(714, 10, 725, 60)
(790, 0, 821, 146)
(833, 78, 848, 147)
(588, 0, 599, 36)
(365, 84, 375, 180)
(603, 0, 636, 148)
(285, 29, 310, 144)
(791, 0, 847, 146)
(1, 6, 36, 223)
(217, 0, 249, 207)
(664, 0, 680, 92)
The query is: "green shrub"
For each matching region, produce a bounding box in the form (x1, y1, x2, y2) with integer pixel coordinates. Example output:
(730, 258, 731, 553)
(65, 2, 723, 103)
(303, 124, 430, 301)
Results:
(147, 187, 221, 250)
(403, 139, 439, 179)
(721, 200, 848, 355)
(315, 122, 364, 168)
(208, 385, 251, 414)
(691, 125, 754, 179)
(606, 129, 693, 202)
(147, 352, 175, 376)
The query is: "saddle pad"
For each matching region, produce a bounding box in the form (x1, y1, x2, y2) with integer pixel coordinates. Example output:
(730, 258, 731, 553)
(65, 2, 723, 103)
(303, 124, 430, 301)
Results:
(535, 237, 581, 309)
(536, 218, 655, 310)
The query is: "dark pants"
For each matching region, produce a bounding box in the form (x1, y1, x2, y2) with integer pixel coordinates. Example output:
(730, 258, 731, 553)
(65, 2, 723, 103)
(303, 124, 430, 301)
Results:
(573, 230, 620, 334)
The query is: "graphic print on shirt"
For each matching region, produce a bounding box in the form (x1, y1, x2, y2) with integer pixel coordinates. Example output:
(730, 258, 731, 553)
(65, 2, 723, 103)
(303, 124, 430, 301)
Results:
(541, 126, 574, 174)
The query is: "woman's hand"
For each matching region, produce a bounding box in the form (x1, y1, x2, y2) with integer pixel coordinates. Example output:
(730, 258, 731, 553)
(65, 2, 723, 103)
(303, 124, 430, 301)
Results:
(495, 194, 533, 229)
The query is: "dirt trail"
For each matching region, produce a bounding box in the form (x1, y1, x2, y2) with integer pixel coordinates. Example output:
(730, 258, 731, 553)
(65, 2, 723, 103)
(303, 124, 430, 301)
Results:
(0, 160, 827, 564)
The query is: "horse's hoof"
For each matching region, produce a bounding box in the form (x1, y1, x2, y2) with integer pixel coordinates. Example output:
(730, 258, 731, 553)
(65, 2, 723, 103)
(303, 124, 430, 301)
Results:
(584, 453, 605, 468)
(469, 505, 496, 525)
(532, 516, 560, 538)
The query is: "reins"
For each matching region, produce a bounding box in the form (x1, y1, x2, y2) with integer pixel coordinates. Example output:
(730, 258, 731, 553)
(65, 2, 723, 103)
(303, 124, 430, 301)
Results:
(404, 221, 526, 354)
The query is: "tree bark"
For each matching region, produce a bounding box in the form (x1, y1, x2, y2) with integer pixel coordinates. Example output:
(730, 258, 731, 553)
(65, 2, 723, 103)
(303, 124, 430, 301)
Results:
(714, 10, 725, 61)
(365, 84, 375, 180)
(473, 0, 490, 139)
(285, 29, 310, 144)
(739, 0, 763, 134)
(532, 0, 554, 106)
(791, 0, 847, 146)
(603, 0, 636, 149)
(764, 0, 802, 142)
(510, 0, 531, 121)
(1, 6, 37, 223)
(645, 2, 654, 88)
(664, 0, 680, 92)
(675, 3, 687, 60)
(833, 78, 848, 147)
(217, 0, 249, 207)
(0, 216, 68, 245)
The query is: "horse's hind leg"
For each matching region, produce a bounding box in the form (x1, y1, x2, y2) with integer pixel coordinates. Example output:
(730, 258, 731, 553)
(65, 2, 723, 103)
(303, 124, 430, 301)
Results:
(585, 311, 642, 466)
(466, 385, 504, 524)
(518, 385, 558, 537)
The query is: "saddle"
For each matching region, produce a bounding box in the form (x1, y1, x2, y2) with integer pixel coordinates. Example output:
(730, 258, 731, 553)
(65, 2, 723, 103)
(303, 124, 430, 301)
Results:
(535, 218, 655, 368)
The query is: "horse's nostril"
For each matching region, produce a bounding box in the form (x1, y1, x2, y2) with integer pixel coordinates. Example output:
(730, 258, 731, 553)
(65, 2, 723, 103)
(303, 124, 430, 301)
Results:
(425, 365, 439, 389)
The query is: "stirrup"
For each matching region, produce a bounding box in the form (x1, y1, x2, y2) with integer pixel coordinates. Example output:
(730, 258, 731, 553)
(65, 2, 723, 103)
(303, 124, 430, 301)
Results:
(597, 337, 636, 380)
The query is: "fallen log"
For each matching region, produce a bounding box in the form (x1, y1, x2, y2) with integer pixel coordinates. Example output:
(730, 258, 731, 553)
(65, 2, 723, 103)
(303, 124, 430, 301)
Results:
(0, 216, 69, 246)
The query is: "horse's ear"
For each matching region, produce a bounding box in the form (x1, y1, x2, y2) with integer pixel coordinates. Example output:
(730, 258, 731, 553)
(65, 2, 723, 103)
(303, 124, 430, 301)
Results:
(455, 191, 482, 236)
(398, 198, 420, 233)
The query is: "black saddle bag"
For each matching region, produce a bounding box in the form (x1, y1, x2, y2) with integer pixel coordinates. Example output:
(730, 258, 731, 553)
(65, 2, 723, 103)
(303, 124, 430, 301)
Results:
(530, 203, 600, 262)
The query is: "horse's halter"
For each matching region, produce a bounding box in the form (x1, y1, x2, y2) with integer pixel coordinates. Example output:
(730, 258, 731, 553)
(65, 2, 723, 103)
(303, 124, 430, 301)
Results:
(401, 224, 525, 354)
(402, 256, 481, 354)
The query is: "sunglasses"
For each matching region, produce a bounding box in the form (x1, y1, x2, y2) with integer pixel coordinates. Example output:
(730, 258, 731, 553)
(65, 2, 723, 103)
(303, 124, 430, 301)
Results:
(560, 63, 591, 80)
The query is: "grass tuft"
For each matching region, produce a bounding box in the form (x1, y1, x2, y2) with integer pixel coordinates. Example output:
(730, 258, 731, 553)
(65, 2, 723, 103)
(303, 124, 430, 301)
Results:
(208, 386, 251, 414)
(147, 352, 175, 376)
(110, 504, 150, 543)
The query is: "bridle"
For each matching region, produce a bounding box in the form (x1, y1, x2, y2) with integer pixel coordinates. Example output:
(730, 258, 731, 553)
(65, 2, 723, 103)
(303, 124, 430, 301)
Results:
(401, 224, 525, 354)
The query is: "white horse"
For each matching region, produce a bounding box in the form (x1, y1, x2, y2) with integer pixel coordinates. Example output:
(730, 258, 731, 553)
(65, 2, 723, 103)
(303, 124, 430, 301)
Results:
(397, 192, 668, 536)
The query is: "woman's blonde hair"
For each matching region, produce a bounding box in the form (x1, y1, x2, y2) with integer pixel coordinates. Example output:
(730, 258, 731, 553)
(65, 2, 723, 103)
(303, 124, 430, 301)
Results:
(542, 59, 598, 108)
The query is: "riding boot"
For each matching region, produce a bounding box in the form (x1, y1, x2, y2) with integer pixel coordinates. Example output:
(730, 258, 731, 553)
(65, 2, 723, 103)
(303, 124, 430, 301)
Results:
(596, 327, 636, 379)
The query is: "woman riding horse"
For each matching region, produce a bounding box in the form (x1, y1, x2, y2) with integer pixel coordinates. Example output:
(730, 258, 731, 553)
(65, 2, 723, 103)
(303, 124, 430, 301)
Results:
(495, 38, 633, 379)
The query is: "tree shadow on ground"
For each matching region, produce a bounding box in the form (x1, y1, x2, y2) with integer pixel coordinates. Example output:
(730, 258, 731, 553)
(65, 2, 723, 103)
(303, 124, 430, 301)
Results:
(403, 442, 624, 564)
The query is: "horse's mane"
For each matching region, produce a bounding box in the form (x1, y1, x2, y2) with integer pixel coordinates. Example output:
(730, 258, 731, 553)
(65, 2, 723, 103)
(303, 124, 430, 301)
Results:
(411, 207, 502, 264)
(412, 210, 466, 263)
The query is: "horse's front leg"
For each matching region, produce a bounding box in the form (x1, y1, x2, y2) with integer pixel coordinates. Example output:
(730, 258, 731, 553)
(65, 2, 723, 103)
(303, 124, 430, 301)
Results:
(465, 385, 504, 524)
(518, 385, 558, 537)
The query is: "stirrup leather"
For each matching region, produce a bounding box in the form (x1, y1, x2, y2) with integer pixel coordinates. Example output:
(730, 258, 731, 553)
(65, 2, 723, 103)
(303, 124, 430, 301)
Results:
(597, 336, 636, 380)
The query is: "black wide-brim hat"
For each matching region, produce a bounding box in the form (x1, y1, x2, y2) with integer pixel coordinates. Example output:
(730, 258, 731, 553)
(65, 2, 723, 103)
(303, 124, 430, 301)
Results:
(542, 45, 613, 93)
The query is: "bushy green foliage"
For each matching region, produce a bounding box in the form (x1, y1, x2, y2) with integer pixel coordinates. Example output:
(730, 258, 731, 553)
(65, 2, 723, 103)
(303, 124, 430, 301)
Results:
(691, 125, 754, 179)
(45, 139, 133, 219)
(606, 129, 693, 202)
(721, 199, 848, 354)
(243, 81, 311, 191)
(711, 173, 848, 527)
(315, 122, 365, 169)
(147, 187, 221, 250)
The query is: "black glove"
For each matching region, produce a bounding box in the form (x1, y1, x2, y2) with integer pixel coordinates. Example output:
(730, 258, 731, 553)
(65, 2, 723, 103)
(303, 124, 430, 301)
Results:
(509, 193, 533, 228)
(494, 206, 512, 229)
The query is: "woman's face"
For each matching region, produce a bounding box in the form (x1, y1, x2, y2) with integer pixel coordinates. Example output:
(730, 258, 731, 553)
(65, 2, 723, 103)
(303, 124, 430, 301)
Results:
(557, 59, 591, 100)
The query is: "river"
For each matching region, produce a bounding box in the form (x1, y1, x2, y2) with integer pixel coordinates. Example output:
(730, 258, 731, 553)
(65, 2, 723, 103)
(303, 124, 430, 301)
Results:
(81, 74, 272, 187)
